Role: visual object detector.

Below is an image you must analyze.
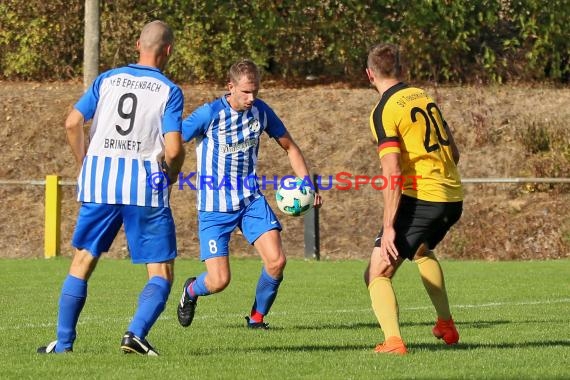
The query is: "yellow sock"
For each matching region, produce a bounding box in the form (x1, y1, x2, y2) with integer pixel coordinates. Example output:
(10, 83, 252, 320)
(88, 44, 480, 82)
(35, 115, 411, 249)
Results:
(415, 251, 452, 320)
(368, 277, 401, 339)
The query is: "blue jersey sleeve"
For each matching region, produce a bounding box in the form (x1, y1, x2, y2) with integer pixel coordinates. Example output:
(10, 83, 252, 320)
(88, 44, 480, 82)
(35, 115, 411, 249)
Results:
(162, 85, 184, 134)
(263, 104, 287, 139)
(74, 74, 104, 121)
(182, 103, 212, 142)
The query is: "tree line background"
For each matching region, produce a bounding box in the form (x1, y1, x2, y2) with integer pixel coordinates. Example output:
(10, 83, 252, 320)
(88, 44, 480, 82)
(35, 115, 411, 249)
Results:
(1, 0, 569, 84)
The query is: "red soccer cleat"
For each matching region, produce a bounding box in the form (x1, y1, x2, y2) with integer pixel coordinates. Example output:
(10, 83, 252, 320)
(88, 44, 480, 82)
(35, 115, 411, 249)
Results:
(432, 317, 459, 345)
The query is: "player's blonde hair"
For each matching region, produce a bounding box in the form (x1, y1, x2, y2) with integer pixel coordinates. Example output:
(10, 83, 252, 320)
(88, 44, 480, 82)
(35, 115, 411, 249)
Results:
(367, 43, 401, 78)
(228, 59, 260, 84)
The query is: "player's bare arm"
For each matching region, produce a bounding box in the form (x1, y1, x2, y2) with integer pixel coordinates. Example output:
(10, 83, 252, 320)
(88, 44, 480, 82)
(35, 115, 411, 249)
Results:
(275, 132, 309, 177)
(442, 120, 460, 164)
(275, 132, 323, 208)
(448, 127, 461, 164)
(379, 152, 402, 263)
(163, 131, 185, 183)
(64, 108, 86, 171)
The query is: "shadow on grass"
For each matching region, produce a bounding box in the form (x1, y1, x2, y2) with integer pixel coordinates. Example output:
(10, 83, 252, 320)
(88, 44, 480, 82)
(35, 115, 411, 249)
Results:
(401, 319, 513, 329)
(286, 319, 514, 330)
(409, 340, 570, 352)
(185, 339, 570, 357)
(186, 343, 373, 356)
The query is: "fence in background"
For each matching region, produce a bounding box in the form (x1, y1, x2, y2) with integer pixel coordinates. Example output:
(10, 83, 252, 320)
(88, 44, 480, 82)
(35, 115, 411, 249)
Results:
(1, 175, 570, 260)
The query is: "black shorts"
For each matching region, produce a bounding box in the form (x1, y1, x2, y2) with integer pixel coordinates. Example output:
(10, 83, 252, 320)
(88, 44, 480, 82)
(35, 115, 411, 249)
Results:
(374, 195, 463, 260)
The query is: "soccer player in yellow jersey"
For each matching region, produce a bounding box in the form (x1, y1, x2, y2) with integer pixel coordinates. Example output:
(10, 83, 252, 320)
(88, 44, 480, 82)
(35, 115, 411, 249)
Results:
(364, 43, 463, 355)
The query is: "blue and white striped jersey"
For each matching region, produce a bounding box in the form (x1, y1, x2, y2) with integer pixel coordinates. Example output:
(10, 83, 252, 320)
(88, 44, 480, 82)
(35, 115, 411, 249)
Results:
(182, 95, 287, 212)
(74, 64, 184, 208)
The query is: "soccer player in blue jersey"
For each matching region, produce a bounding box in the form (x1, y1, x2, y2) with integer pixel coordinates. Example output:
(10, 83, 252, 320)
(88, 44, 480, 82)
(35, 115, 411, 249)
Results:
(37, 20, 185, 356)
(177, 59, 322, 329)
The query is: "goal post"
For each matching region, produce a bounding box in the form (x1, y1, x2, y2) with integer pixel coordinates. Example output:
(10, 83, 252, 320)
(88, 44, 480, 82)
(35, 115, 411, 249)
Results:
(303, 174, 320, 260)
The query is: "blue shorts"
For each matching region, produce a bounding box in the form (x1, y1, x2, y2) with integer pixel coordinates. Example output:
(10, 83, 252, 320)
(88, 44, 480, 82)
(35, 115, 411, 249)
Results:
(198, 196, 282, 261)
(72, 203, 177, 264)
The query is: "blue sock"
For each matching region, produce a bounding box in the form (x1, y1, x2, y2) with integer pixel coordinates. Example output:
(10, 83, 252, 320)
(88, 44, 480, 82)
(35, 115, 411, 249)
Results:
(127, 276, 171, 339)
(251, 267, 282, 319)
(56, 275, 87, 352)
(187, 272, 211, 300)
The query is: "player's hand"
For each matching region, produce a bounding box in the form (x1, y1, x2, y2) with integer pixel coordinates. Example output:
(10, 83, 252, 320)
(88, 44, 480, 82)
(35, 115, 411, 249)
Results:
(313, 192, 323, 208)
(380, 227, 399, 263)
(161, 161, 178, 185)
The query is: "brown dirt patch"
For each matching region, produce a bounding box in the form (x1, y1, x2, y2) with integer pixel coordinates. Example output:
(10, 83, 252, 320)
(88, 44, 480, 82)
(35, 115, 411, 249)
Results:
(1, 81, 569, 260)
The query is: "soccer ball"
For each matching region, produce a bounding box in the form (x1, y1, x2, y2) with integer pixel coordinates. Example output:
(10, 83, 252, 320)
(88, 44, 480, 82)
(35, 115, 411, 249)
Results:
(275, 177, 315, 217)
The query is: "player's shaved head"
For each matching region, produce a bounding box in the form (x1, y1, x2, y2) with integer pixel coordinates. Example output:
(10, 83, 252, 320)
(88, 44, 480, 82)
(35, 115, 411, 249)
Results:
(138, 20, 174, 55)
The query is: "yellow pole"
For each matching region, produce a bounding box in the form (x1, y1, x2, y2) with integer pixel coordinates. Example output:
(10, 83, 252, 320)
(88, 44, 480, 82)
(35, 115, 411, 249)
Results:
(44, 175, 61, 258)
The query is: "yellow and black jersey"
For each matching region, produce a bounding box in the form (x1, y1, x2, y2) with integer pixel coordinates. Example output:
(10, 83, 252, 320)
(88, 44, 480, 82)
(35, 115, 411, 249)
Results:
(369, 82, 463, 202)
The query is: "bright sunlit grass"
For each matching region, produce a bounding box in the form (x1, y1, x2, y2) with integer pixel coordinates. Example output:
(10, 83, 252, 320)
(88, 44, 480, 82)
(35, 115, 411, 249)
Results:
(1, 258, 569, 379)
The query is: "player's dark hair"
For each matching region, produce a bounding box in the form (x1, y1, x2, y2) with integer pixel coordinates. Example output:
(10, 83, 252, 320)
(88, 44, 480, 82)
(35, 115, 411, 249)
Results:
(367, 43, 401, 78)
(228, 59, 260, 84)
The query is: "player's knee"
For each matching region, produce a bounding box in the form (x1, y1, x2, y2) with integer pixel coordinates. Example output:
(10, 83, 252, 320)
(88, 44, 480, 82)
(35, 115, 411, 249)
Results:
(147, 261, 174, 282)
(277, 254, 287, 271)
(378, 267, 396, 278)
(415, 248, 437, 263)
(207, 272, 231, 293)
(266, 254, 286, 277)
(69, 249, 98, 279)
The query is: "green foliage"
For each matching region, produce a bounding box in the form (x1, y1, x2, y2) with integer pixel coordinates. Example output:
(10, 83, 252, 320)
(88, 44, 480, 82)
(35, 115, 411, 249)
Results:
(0, 0, 83, 79)
(511, 0, 570, 81)
(1, 0, 569, 83)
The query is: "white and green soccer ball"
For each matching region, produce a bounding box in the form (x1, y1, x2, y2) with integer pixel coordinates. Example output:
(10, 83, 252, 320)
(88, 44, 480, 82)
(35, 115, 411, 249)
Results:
(275, 177, 315, 217)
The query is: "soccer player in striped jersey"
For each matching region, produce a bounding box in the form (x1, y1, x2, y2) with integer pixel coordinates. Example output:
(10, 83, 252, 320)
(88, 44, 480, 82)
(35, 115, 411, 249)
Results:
(364, 43, 463, 355)
(177, 59, 322, 329)
(37, 20, 185, 356)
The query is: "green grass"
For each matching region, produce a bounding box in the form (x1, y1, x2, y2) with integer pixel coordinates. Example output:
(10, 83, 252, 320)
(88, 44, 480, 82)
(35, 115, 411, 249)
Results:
(1, 258, 569, 379)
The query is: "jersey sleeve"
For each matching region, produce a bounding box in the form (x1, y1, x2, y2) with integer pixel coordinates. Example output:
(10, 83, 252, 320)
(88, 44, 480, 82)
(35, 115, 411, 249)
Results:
(370, 104, 400, 158)
(182, 103, 211, 142)
(161, 85, 184, 134)
(262, 103, 287, 138)
(74, 74, 104, 121)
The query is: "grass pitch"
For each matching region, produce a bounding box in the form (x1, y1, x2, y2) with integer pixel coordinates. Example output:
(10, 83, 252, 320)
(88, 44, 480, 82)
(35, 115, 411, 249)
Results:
(1, 258, 569, 379)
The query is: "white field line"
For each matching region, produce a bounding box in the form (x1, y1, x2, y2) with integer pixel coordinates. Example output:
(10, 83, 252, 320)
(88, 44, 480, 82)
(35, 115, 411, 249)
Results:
(2, 298, 569, 331)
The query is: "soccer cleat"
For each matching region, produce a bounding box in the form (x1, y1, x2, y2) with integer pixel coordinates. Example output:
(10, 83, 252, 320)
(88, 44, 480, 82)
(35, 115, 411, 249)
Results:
(432, 317, 459, 345)
(37, 340, 72, 354)
(245, 316, 269, 330)
(177, 277, 197, 327)
(120, 331, 159, 356)
(374, 336, 407, 355)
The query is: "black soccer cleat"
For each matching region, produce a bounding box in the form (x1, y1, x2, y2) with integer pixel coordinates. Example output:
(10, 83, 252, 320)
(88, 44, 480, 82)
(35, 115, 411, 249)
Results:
(37, 340, 72, 354)
(245, 316, 270, 330)
(177, 277, 197, 327)
(120, 331, 159, 356)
